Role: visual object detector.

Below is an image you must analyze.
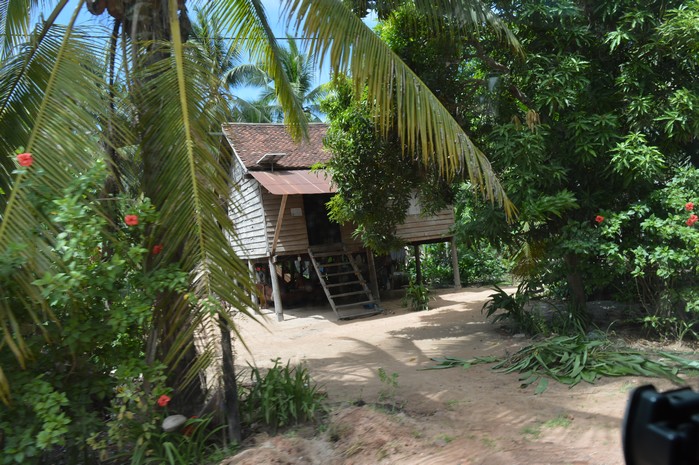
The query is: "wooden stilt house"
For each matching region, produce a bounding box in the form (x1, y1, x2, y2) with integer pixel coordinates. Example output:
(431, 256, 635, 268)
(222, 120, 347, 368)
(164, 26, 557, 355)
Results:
(222, 123, 460, 321)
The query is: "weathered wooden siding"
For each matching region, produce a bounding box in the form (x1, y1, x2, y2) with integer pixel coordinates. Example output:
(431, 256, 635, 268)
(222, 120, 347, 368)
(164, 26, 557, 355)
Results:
(395, 208, 454, 244)
(229, 173, 454, 259)
(339, 222, 363, 251)
(262, 192, 309, 255)
(229, 163, 268, 259)
(338, 209, 454, 248)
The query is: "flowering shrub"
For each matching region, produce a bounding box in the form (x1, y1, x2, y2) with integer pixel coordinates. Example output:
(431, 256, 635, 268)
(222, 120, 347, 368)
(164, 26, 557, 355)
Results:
(124, 214, 140, 226)
(91, 383, 221, 465)
(0, 161, 190, 463)
(16, 152, 33, 167)
(157, 394, 172, 407)
(594, 166, 699, 340)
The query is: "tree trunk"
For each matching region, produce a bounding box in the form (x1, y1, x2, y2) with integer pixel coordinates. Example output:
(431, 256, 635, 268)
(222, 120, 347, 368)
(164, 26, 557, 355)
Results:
(564, 253, 587, 310)
(414, 244, 422, 285)
(127, 0, 204, 413)
(220, 313, 242, 444)
(451, 237, 461, 289)
(90, 0, 232, 431)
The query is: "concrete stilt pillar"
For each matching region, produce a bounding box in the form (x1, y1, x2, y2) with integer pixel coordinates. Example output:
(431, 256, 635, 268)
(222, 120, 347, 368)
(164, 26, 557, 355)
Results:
(268, 256, 284, 321)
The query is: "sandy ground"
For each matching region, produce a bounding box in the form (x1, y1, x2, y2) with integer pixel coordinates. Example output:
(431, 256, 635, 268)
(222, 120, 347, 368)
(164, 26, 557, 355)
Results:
(222, 286, 682, 465)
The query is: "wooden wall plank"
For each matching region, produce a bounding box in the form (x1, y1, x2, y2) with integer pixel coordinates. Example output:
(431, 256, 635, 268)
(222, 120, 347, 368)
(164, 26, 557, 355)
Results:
(262, 192, 310, 255)
(229, 164, 269, 259)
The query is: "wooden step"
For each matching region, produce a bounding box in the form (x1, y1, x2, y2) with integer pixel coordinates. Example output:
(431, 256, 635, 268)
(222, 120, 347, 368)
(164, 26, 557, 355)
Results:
(335, 300, 376, 309)
(308, 246, 376, 320)
(323, 270, 356, 278)
(330, 290, 367, 298)
(325, 281, 363, 288)
(317, 261, 350, 268)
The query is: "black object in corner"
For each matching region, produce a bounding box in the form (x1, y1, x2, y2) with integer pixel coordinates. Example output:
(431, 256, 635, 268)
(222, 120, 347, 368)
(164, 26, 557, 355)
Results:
(623, 384, 699, 465)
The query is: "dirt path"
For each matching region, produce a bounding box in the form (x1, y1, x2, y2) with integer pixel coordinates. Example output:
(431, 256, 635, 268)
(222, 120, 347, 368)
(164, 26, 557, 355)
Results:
(224, 287, 678, 465)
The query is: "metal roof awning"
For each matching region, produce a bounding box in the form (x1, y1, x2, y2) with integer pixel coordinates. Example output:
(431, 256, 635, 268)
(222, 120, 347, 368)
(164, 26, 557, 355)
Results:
(250, 170, 336, 195)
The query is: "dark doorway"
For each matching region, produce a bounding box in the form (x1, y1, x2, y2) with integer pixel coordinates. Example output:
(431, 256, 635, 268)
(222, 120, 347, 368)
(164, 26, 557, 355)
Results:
(304, 194, 341, 246)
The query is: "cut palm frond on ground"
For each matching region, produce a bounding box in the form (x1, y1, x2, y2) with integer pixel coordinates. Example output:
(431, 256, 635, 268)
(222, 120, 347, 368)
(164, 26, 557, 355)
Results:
(428, 334, 698, 394)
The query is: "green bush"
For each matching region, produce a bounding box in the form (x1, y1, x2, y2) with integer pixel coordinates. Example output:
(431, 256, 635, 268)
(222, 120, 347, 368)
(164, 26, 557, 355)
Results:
(107, 388, 223, 465)
(241, 359, 325, 433)
(475, 166, 699, 342)
(405, 241, 510, 289)
(482, 282, 549, 335)
(402, 280, 431, 311)
(482, 281, 591, 337)
(458, 240, 511, 286)
(1, 162, 328, 464)
(594, 166, 699, 340)
(0, 161, 190, 463)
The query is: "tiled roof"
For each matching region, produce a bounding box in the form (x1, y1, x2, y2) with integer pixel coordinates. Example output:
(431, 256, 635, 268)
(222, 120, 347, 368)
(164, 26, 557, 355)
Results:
(222, 123, 330, 170)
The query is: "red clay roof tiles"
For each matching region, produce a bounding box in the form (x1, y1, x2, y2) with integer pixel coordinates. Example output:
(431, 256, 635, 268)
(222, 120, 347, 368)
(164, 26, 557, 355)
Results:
(222, 123, 330, 170)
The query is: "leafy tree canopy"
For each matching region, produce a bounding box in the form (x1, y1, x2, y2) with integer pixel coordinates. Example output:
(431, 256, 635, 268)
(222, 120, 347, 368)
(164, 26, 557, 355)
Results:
(322, 76, 452, 253)
(463, 0, 699, 305)
(340, 0, 699, 309)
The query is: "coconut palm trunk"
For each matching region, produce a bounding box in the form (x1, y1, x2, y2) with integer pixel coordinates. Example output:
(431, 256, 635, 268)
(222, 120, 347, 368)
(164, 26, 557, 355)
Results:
(85, 0, 212, 416)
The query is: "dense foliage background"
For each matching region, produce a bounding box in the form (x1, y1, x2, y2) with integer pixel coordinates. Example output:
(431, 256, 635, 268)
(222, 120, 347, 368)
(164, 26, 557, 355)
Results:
(0, 0, 510, 462)
(5, 0, 699, 462)
(330, 0, 699, 340)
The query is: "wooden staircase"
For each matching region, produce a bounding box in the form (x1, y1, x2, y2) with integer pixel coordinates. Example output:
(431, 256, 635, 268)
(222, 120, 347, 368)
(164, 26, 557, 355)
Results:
(308, 246, 381, 320)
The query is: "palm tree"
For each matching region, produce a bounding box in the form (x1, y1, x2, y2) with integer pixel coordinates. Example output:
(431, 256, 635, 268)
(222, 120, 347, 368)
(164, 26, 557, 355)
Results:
(238, 35, 327, 122)
(0, 0, 517, 450)
(188, 5, 243, 119)
(188, 4, 279, 123)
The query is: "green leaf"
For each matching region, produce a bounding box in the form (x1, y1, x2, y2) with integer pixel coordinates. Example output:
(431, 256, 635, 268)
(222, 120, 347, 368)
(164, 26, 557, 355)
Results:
(534, 378, 549, 395)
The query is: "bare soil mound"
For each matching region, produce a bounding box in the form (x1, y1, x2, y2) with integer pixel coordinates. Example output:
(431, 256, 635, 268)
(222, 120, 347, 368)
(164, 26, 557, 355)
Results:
(224, 287, 687, 464)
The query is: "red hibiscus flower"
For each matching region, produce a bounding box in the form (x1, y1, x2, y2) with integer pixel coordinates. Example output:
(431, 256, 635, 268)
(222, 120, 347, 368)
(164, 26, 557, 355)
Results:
(124, 215, 139, 226)
(595, 215, 604, 224)
(152, 244, 163, 255)
(686, 202, 695, 212)
(157, 394, 171, 407)
(17, 152, 33, 167)
(687, 215, 698, 227)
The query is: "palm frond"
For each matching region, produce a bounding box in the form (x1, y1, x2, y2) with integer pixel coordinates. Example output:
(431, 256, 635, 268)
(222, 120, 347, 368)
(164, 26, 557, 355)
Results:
(232, 95, 276, 122)
(231, 62, 271, 88)
(0, 14, 118, 398)
(0, 1, 79, 197)
(134, 46, 254, 307)
(0, 0, 59, 59)
(212, 0, 307, 138)
(304, 82, 328, 105)
(114, 7, 257, 389)
(190, 5, 245, 93)
(285, 0, 513, 215)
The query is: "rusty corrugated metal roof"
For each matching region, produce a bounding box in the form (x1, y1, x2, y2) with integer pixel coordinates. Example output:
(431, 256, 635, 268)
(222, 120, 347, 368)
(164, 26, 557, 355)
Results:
(250, 170, 335, 195)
